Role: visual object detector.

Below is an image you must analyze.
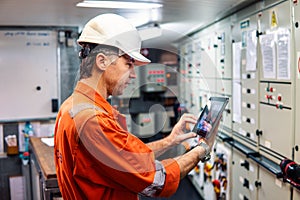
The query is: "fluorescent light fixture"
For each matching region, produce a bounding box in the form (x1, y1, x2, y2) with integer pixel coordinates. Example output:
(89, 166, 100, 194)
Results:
(76, 1, 163, 9)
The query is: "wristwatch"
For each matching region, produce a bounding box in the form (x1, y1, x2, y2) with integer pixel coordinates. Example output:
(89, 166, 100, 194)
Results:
(198, 141, 211, 162)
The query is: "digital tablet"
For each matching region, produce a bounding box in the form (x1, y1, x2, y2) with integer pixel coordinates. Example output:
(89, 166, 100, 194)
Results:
(192, 97, 229, 138)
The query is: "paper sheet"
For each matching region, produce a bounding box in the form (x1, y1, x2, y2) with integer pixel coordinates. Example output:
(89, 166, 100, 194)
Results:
(41, 137, 54, 147)
(246, 30, 257, 71)
(5, 135, 17, 146)
(277, 29, 290, 80)
(260, 33, 276, 79)
(232, 42, 242, 80)
(232, 81, 242, 123)
(9, 176, 24, 200)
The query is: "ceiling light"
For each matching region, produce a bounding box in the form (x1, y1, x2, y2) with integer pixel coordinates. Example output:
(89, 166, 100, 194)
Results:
(76, 1, 163, 9)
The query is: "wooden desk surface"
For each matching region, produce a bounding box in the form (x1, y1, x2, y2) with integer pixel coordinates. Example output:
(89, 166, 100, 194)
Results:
(30, 137, 56, 179)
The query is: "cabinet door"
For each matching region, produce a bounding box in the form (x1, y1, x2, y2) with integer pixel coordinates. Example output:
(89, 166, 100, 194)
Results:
(257, 167, 291, 200)
(0, 156, 22, 199)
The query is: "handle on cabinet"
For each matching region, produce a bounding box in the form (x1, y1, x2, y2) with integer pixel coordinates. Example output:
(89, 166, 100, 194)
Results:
(256, 129, 263, 136)
(241, 160, 249, 171)
(243, 178, 249, 189)
(255, 181, 262, 188)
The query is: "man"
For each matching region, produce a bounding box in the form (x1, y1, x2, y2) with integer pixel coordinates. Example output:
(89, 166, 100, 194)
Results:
(54, 13, 219, 200)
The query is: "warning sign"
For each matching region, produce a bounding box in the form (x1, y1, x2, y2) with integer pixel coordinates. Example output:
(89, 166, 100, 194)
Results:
(271, 10, 278, 29)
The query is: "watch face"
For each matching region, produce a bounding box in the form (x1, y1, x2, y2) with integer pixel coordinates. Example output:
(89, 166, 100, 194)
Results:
(201, 154, 211, 162)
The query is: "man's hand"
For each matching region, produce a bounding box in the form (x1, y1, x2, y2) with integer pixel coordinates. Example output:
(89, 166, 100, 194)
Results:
(168, 113, 198, 146)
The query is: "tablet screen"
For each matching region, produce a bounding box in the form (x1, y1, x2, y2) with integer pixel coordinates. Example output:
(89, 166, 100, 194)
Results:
(192, 97, 229, 138)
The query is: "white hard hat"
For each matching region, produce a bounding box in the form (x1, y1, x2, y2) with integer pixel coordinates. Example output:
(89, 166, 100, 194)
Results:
(78, 13, 151, 66)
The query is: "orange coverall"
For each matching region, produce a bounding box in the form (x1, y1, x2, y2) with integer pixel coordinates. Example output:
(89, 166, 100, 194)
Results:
(54, 82, 180, 200)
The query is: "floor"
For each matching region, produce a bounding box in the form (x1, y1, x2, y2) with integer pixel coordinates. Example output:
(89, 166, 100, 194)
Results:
(139, 177, 204, 200)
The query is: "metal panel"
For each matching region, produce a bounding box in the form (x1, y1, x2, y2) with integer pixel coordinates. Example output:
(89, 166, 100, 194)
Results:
(257, 0, 295, 161)
(232, 12, 260, 146)
(131, 113, 155, 138)
(259, 103, 293, 158)
(258, 1, 292, 82)
(216, 79, 232, 96)
(292, 0, 300, 164)
(235, 16, 258, 146)
(22, 163, 32, 200)
(192, 39, 202, 79)
(178, 1, 297, 198)
(139, 64, 167, 93)
(260, 82, 292, 108)
(199, 33, 217, 79)
(199, 78, 216, 94)
(0, 156, 22, 200)
(259, 1, 291, 41)
(231, 149, 258, 200)
(293, 189, 300, 200)
(257, 166, 291, 200)
(214, 20, 233, 80)
(179, 44, 188, 103)
(30, 153, 42, 200)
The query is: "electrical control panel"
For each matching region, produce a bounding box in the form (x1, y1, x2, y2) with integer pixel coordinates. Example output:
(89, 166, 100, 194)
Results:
(257, 166, 291, 200)
(164, 66, 179, 98)
(138, 63, 167, 93)
(292, 0, 300, 164)
(231, 13, 260, 145)
(179, 0, 300, 199)
(231, 150, 258, 200)
(257, 1, 294, 160)
(131, 113, 155, 138)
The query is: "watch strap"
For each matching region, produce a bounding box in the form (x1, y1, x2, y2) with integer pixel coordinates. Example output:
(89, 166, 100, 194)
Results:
(198, 141, 211, 162)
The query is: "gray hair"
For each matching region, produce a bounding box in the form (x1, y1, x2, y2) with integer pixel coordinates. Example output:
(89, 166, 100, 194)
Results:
(79, 43, 120, 79)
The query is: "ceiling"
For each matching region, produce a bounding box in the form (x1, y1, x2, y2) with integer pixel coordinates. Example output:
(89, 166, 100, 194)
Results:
(0, 0, 258, 52)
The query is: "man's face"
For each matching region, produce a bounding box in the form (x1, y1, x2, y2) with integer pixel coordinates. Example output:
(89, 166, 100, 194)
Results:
(104, 55, 136, 96)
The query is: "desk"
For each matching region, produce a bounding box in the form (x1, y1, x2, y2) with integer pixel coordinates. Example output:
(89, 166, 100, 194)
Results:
(30, 137, 61, 200)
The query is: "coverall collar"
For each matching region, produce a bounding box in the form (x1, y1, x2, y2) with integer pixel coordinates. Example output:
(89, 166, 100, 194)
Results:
(74, 81, 114, 115)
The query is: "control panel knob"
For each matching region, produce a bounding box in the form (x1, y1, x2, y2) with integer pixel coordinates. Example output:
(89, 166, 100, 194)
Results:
(277, 95, 282, 101)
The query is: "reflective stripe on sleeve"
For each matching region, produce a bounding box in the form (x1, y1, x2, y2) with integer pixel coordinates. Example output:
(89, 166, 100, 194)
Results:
(139, 160, 166, 197)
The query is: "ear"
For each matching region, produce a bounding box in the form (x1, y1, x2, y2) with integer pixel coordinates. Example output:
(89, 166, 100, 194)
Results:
(95, 53, 110, 71)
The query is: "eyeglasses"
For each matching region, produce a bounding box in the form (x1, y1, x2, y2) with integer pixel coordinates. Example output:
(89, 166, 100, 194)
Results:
(121, 54, 135, 64)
